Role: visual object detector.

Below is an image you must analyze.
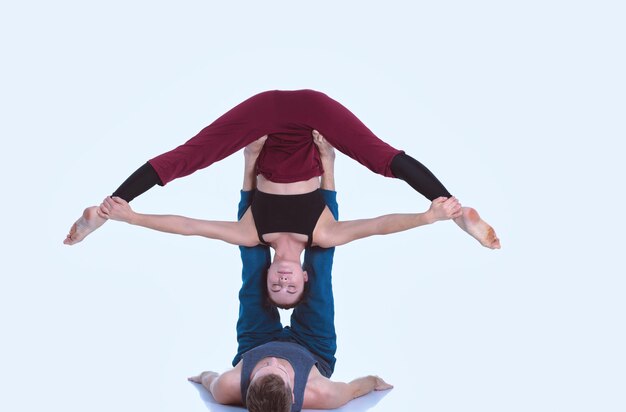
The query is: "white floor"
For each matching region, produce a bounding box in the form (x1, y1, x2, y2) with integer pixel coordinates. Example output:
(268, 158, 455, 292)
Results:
(190, 382, 390, 412)
(2, 2, 625, 411)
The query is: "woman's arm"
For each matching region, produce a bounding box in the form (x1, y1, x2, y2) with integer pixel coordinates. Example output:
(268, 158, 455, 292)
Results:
(315, 196, 462, 248)
(98, 196, 259, 247)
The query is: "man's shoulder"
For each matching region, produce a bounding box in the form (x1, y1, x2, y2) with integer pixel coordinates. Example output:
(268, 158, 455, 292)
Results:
(303, 367, 332, 405)
(212, 366, 242, 404)
(219, 367, 242, 385)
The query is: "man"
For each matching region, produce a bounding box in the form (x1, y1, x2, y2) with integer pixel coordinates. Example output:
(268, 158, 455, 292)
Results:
(187, 134, 392, 412)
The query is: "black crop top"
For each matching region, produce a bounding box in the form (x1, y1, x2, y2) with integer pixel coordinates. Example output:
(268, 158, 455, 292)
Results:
(251, 189, 326, 248)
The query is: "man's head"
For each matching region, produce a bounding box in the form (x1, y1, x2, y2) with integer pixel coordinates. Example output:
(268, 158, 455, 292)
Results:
(246, 358, 293, 412)
(266, 259, 308, 309)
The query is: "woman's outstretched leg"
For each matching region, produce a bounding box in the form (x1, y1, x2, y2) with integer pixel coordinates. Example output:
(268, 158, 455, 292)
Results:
(64, 91, 275, 246)
(302, 91, 500, 249)
(390, 152, 500, 249)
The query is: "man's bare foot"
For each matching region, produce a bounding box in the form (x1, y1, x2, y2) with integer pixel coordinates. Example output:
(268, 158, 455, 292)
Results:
(63, 206, 107, 245)
(454, 207, 501, 249)
(188, 371, 219, 388)
(313, 130, 336, 190)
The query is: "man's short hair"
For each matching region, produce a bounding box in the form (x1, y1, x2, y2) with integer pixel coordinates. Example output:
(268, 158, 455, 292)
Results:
(246, 374, 292, 412)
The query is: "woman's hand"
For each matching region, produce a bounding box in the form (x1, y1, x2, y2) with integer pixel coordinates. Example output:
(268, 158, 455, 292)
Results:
(97, 196, 135, 223)
(427, 196, 462, 223)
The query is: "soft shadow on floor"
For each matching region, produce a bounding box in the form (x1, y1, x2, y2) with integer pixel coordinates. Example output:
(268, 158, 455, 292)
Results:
(190, 382, 245, 411)
(190, 382, 391, 411)
(322, 390, 390, 412)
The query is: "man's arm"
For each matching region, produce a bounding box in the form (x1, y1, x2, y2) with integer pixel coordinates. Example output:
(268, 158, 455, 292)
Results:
(233, 136, 283, 365)
(289, 131, 338, 376)
(304, 374, 393, 409)
(188, 368, 242, 405)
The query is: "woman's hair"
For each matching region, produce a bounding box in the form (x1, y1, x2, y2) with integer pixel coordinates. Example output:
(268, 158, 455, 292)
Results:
(246, 374, 292, 412)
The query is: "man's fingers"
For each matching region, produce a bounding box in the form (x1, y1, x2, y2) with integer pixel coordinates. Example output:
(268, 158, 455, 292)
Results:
(375, 381, 394, 390)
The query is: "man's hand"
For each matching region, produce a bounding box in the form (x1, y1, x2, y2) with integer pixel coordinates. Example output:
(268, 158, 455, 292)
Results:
(305, 374, 394, 409)
(372, 376, 393, 391)
(188, 369, 242, 405)
(188, 371, 219, 388)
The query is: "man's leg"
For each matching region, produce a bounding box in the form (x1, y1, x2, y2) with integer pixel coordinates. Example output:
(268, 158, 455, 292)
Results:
(232, 137, 282, 366)
(287, 133, 338, 377)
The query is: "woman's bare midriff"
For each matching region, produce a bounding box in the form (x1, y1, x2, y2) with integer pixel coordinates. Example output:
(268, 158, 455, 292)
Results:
(257, 175, 320, 194)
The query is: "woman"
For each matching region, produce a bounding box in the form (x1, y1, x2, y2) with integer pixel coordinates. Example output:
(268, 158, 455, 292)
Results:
(65, 89, 500, 251)
(98, 132, 463, 308)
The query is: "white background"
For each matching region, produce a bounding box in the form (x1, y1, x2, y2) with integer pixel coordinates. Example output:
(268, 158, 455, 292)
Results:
(1, 1, 625, 411)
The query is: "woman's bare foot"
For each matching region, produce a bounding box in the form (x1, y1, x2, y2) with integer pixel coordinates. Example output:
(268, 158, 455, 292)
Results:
(63, 206, 107, 245)
(313, 130, 335, 190)
(454, 207, 501, 249)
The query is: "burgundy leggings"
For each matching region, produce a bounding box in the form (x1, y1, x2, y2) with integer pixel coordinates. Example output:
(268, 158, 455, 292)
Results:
(113, 90, 451, 202)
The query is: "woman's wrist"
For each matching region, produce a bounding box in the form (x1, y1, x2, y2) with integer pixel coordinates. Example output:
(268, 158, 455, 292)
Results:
(423, 210, 436, 225)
